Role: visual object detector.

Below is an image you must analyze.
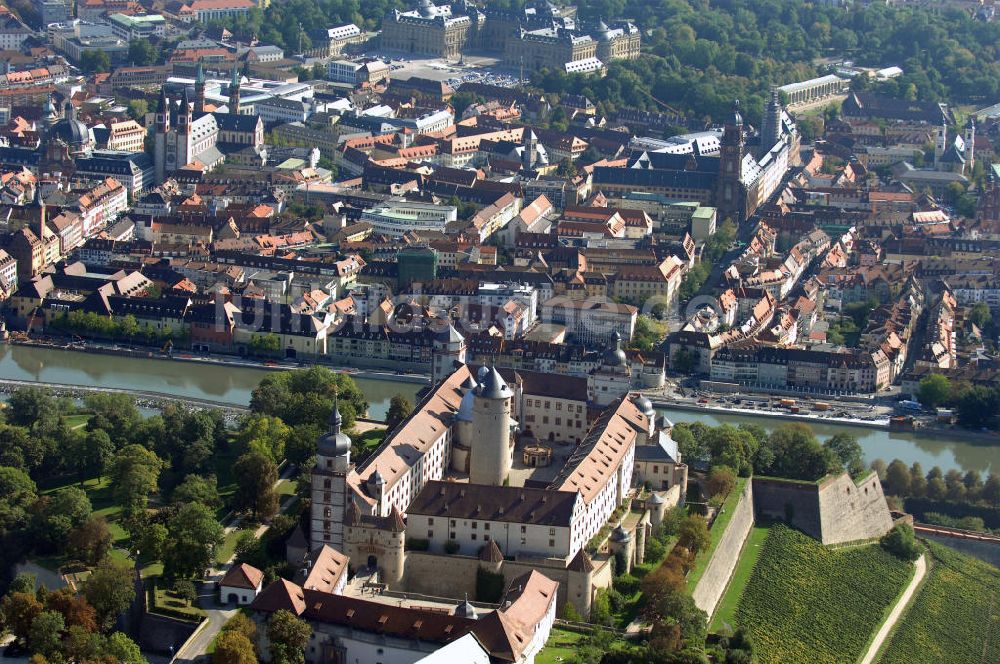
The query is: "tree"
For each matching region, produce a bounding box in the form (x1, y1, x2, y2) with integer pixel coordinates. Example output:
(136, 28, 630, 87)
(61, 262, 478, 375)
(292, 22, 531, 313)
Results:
(109, 445, 163, 517)
(45, 588, 98, 633)
(926, 476, 947, 501)
(640, 560, 687, 612)
(173, 579, 197, 604)
(29, 610, 64, 658)
(248, 333, 281, 357)
(945, 469, 967, 502)
(677, 515, 710, 553)
(104, 632, 147, 664)
(909, 462, 927, 498)
(0, 466, 37, 533)
(824, 433, 865, 478)
(136, 522, 168, 562)
(222, 612, 257, 641)
(250, 368, 367, 430)
(64, 625, 102, 662)
(706, 465, 736, 499)
(127, 39, 156, 66)
(672, 347, 696, 374)
(163, 502, 224, 580)
(267, 609, 312, 664)
(870, 458, 887, 480)
(79, 429, 114, 483)
(84, 392, 141, 448)
(630, 315, 667, 352)
(956, 386, 1000, 430)
(7, 388, 60, 430)
(917, 374, 951, 409)
(84, 560, 136, 630)
(214, 631, 258, 664)
(982, 473, 1000, 506)
(68, 515, 113, 566)
(1, 592, 43, 643)
(884, 459, 912, 496)
(79, 50, 111, 73)
(171, 474, 221, 508)
(765, 424, 836, 481)
(127, 99, 148, 122)
(9, 573, 36, 594)
(385, 394, 413, 431)
(237, 414, 291, 463)
(881, 523, 920, 561)
(233, 451, 279, 520)
(285, 423, 320, 465)
(968, 303, 992, 330)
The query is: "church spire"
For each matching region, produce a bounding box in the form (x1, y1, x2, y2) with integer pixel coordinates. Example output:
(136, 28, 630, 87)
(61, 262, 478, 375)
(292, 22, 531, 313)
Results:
(229, 65, 241, 114)
(194, 63, 206, 114)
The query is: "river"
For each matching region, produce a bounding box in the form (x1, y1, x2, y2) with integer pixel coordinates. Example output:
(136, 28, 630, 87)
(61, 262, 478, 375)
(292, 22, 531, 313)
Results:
(0, 344, 422, 420)
(0, 344, 995, 474)
(655, 407, 999, 476)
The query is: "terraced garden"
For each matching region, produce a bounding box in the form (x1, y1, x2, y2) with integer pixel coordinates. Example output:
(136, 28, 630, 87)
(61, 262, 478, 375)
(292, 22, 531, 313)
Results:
(734, 524, 912, 664)
(878, 541, 1000, 664)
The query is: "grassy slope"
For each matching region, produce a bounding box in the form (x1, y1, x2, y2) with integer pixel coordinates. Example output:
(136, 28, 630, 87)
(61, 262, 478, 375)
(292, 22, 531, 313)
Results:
(878, 541, 1000, 664)
(687, 477, 748, 589)
(709, 523, 771, 632)
(734, 524, 911, 664)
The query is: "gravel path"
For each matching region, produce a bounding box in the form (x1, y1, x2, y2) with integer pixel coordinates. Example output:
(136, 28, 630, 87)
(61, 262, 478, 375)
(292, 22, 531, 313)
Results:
(859, 552, 927, 664)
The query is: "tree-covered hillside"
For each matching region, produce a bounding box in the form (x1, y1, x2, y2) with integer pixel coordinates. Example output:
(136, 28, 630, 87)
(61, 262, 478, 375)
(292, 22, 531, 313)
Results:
(536, 0, 1000, 124)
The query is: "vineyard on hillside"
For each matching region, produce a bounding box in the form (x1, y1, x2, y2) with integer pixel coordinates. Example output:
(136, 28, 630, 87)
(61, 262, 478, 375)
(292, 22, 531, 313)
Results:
(878, 541, 1000, 663)
(734, 524, 912, 664)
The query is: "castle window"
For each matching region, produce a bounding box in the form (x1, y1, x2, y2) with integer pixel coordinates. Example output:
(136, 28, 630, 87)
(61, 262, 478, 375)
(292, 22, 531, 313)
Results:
(428, 530, 433, 538)
(428, 518, 434, 525)
(549, 539, 555, 547)
(471, 534, 477, 541)
(450, 532, 456, 539)
(484, 523, 490, 531)
(521, 525, 527, 534)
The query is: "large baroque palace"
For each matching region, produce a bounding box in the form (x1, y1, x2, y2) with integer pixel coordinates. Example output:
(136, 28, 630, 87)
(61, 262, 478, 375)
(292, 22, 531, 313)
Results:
(380, 0, 639, 70)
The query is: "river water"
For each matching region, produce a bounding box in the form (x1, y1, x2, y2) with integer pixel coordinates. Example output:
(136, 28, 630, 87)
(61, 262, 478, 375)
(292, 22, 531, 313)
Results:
(0, 344, 995, 474)
(0, 344, 422, 420)
(655, 407, 999, 476)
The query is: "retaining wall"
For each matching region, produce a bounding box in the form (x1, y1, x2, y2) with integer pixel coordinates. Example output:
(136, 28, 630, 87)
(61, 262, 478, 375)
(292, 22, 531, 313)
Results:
(691, 480, 755, 616)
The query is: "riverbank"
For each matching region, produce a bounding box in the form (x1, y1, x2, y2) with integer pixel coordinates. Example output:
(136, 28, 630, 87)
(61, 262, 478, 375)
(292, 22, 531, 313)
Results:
(650, 398, 890, 430)
(650, 398, 1000, 446)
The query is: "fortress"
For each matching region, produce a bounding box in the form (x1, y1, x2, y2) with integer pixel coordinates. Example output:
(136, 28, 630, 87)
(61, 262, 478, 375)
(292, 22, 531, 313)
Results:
(251, 323, 896, 664)
(300, 324, 687, 618)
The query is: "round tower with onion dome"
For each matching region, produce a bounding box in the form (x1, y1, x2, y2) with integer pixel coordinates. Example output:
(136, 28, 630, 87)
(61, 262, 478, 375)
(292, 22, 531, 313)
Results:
(310, 394, 352, 550)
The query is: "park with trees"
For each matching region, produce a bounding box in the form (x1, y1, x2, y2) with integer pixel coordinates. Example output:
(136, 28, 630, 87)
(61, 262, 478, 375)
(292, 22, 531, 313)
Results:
(0, 366, 370, 661)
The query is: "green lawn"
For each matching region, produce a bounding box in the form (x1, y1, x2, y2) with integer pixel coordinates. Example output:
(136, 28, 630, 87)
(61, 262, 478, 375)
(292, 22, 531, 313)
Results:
(42, 476, 128, 549)
(734, 524, 912, 664)
(275, 478, 296, 497)
(709, 523, 771, 632)
(63, 413, 91, 429)
(151, 579, 206, 620)
(217, 528, 251, 565)
(878, 541, 1000, 663)
(687, 477, 748, 589)
(536, 627, 585, 664)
